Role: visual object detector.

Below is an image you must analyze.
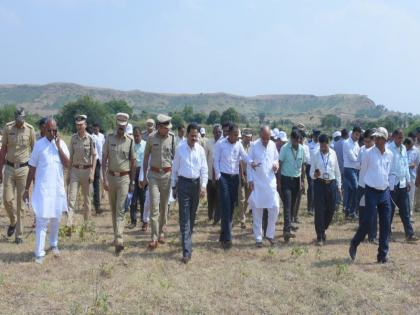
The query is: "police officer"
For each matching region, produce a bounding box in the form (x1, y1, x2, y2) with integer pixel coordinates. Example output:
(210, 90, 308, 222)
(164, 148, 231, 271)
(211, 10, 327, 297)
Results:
(0, 108, 36, 244)
(141, 114, 175, 249)
(102, 113, 136, 256)
(238, 128, 252, 229)
(142, 118, 155, 141)
(67, 115, 97, 226)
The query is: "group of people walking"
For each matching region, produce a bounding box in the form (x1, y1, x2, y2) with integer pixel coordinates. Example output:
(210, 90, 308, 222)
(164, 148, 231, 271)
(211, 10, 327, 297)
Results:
(1, 108, 419, 264)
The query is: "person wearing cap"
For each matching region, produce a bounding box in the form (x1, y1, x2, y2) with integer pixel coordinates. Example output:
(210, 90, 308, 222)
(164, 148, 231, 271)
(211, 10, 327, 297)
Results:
(278, 129, 306, 243)
(247, 126, 280, 247)
(388, 128, 418, 242)
(102, 113, 136, 256)
(349, 127, 394, 263)
(0, 107, 36, 244)
(200, 127, 206, 138)
(331, 131, 341, 149)
(91, 123, 105, 214)
(171, 123, 208, 263)
(205, 124, 223, 224)
(343, 126, 362, 219)
(310, 134, 341, 245)
(238, 128, 253, 229)
(126, 123, 133, 135)
(141, 114, 176, 249)
(142, 118, 155, 141)
(67, 115, 97, 227)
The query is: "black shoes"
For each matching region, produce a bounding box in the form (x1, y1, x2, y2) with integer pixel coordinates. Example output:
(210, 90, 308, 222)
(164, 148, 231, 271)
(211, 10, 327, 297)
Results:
(377, 256, 388, 264)
(15, 237, 23, 244)
(256, 241, 263, 248)
(181, 256, 191, 264)
(7, 225, 16, 237)
(222, 240, 232, 250)
(406, 235, 419, 242)
(349, 243, 357, 261)
(115, 244, 124, 256)
(284, 232, 295, 243)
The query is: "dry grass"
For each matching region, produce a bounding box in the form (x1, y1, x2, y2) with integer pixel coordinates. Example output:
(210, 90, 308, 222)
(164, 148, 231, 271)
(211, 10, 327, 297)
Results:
(1, 196, 420, 315)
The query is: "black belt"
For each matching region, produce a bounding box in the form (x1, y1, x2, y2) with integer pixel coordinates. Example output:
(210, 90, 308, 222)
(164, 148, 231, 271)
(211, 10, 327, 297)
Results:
(315, 178, 336, 185)
(221, 172, 239, 178)
(366, 185, 387, 193)
(179, 176, 200, 183)
(6, 161, 29, 169)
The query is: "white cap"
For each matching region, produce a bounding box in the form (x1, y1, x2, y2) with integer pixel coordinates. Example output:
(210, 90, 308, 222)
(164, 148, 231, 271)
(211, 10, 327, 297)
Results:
(276, 131, 288, 142)
(273, 128, 280, 134)
(332, 131, 341, 138)
(373, 127, 388, 139)
(116, 113, 129, 126)
(200, 127, 206, 135)
(126, 123, 133, 134)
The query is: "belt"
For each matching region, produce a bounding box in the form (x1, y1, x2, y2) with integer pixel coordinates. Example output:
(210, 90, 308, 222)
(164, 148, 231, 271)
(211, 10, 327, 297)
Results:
(221, 172, 239, 178)
(179, 176, 200, 183)
(109, 170, 130, 177)
(150, 166, 172, 173)
(6, 161, 29, 169)
(73, 164, 92, 169)
(316, 178, 335, 185)
(366, 185, 387, 193)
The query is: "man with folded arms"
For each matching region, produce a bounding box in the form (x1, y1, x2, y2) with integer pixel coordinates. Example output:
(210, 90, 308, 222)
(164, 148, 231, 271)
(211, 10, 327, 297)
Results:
(172, 123, 208, 263)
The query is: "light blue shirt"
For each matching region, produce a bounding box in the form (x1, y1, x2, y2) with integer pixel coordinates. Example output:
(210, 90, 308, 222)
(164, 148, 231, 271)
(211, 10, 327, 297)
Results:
(388, 141, 410, 189)
(135, 140, 146, 168)
(343, 137, 360, 169)
(279, 142, 305, 178)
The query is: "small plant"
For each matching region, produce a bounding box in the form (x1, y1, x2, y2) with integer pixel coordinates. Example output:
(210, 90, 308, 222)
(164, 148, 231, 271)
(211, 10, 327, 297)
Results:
(267, 247, 275, 256)
(99, 263, 114, 279)
(59, 225, 76, 238)
(78, 220, 96, 241)
(88, 270, 110, 315)
(336, 263, 349, 279)
(290, 246, 308, 258)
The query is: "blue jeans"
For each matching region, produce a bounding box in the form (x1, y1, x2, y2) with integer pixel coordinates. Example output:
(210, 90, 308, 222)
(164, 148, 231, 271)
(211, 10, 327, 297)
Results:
(351, 186, 391, 260)
(218, 173, 239, 242)
(357, 186, 377, 240)
(344, 168, 358, 215)
(390, 185, 414, 237)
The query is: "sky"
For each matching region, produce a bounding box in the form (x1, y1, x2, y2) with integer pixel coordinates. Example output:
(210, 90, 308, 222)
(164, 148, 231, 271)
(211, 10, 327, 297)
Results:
(1, 0, 420, 114)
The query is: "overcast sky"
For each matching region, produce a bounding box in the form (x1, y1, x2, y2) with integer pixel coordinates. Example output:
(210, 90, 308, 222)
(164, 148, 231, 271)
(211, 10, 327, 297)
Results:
(1, 0, 420, 114)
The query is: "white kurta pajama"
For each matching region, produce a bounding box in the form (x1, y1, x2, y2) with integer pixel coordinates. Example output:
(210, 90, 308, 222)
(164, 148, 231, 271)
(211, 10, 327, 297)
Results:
(247, 139, 280, 241)
(29, 137, 69, 258)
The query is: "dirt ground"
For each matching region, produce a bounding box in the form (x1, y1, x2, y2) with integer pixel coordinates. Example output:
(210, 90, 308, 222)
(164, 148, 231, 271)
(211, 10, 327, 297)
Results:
(0, 195, 420, 314)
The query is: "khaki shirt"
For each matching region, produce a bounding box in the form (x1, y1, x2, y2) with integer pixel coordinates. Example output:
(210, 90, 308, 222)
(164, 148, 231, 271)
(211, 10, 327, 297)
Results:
(142, 130, 154, 142)
(103, 132, 136, 172)
(144, 131, 175, 169)
(69, 133, 96, 166)
(2, 121, 36, 164)
(240, 141, 251, 176)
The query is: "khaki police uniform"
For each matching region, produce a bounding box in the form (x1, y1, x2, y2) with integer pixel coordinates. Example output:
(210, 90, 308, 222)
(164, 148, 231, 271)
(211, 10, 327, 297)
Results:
(103, 132, 135, 245)
(2, 121, 35, 239)
(67, 132, 96, 225)
(145, 130, 175, 241)
(238, 132, 252, 226)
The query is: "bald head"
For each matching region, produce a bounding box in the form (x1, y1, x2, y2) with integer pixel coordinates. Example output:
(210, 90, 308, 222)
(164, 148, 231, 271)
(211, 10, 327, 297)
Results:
(45, 118, 57, 141)
(260, 125, 271, 146)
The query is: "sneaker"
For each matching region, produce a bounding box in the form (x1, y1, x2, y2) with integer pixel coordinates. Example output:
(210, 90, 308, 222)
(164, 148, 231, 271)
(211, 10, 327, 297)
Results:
(50, 246, 60, 257)
(35, 256, 44, 264)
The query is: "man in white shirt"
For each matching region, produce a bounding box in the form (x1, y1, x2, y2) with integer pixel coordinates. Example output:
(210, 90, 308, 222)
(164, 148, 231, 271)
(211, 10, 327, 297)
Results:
(92, 123, 105, 214)
(349, 127, 393, 263)
(172, 123, 208, 264)
(247, 126, 280, 247)
(213, 123, 250, 249)
(388, 129, 417, 242)
(22, 118, 70, 264)
(310, 134, 341, 245)
(404, 137, 419, 217)
(205, 124, 222, 224)
(343, 126, 362, 219)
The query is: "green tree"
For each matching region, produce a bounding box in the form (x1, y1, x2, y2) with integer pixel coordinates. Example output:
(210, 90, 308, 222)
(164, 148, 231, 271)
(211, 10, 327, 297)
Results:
(193, 112, 207, 124)
(103, 99, 133, 116)
(57, 96, 112, 132)
(171, 113, 185, 130)
(258, 112, 266, 124)
(206, 110, 221, 125)
(220, 107, 240, 124)
(0, 104, 18, 126)
(182, 105, 194, 122)
(321, 114, 341, 128)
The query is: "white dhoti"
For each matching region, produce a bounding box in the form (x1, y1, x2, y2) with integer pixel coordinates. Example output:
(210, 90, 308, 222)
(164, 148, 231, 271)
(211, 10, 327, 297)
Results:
(29, 138, 69, 258)
(247, 139, 280, 241)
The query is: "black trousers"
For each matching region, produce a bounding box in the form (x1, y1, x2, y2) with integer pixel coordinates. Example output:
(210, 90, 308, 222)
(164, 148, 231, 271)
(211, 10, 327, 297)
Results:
(93, 159, 101, 210)
(313, 179, 337, 239)
(281, 175, 300, 233)
(306, 165, 314, 211)
(219, 173, 239, 242)
(130, 167, 146, 224)
(207, 181, 220, 222)
(178, 176, 200, 258)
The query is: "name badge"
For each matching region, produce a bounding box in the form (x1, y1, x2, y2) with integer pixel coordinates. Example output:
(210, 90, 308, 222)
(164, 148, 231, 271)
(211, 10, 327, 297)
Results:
(322, 173, 330, 180)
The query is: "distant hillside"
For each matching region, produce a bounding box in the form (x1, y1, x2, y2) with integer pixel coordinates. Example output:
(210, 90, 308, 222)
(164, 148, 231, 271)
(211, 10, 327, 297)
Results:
(0, 83, 390, 125)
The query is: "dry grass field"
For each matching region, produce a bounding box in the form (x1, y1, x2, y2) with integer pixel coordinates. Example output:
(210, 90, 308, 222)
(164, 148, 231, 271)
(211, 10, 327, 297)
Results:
(0, 194, 420, 314)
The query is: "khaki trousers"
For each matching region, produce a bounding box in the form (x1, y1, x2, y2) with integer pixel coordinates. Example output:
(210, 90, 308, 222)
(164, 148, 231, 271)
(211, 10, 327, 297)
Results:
(148, 171, 171, 241)
(67, 167, 92, 226)
(237, 176, 250, 224)
(3, 165, 29, 239)
(107, 174, 130, 245)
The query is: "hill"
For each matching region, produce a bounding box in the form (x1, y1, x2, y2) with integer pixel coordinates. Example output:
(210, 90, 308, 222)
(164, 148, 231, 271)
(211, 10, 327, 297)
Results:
(0, 83, 387, 124)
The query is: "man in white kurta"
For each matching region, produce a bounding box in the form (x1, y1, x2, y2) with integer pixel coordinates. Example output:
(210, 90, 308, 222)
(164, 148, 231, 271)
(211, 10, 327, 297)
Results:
(23, 119, 70, 263)
(247, 126, 280, 246)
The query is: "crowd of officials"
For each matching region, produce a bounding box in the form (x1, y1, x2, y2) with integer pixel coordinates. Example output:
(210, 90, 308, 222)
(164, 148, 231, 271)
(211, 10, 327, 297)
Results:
(1, 108, 419, 264)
